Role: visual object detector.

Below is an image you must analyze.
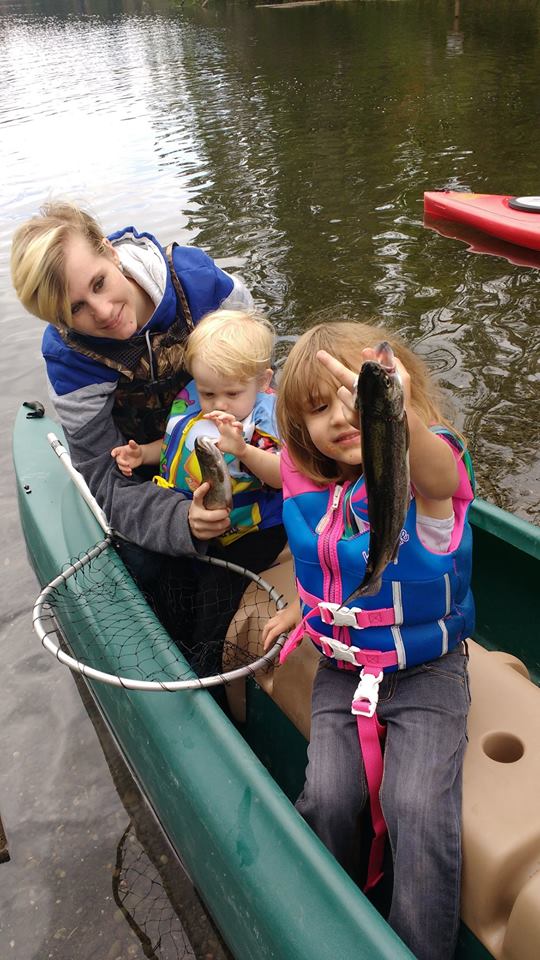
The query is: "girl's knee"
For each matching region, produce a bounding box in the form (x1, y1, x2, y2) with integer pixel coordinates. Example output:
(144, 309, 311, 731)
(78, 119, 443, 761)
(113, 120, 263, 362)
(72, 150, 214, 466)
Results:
(381, 781, 428, 834)
(297, 777, 365, 832)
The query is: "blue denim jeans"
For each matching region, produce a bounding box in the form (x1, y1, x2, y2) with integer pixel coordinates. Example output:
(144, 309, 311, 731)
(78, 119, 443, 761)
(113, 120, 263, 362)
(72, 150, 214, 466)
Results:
(296, 644, 470, 960)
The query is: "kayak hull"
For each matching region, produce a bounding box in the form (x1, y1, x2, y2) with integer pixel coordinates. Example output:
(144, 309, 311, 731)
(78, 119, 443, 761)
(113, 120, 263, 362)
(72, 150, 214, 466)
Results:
(424, 191, 540, 252)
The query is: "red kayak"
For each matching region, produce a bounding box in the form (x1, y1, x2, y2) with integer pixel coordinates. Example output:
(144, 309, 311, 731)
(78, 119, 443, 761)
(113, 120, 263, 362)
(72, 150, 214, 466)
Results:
(423, 191, 540, 253)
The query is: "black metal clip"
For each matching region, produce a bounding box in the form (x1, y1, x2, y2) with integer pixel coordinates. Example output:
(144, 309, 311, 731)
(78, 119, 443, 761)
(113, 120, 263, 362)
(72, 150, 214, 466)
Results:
(23, 400, 45, 419)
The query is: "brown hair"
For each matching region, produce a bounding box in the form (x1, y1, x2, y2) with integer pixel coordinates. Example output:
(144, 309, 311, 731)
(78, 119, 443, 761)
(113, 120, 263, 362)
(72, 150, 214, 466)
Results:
(11, 201, 109, 327)
(277, 320, 459, 486)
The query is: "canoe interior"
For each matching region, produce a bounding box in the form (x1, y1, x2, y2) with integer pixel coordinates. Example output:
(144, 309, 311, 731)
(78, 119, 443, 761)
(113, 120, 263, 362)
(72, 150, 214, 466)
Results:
(13, 406, 539, 960)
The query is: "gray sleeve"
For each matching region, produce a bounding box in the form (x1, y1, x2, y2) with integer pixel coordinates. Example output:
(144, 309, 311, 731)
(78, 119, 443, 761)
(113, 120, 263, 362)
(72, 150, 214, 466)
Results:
(221, 274, 255, 311)
(63, 392, 205, 557)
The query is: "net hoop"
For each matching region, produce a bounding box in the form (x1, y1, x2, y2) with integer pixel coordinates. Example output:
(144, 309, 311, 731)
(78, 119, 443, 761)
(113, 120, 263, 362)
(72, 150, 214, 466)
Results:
(33, 539, 288, 691)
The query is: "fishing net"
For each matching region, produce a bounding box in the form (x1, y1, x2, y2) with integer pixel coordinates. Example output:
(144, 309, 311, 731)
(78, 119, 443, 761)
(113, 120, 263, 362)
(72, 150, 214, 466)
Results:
(112, 820, 231, 960)
(33, 537, 288, 690)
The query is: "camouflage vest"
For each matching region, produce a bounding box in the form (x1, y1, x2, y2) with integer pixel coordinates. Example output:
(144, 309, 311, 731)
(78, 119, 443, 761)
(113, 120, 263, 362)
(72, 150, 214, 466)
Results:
(59, 244, 194, 443)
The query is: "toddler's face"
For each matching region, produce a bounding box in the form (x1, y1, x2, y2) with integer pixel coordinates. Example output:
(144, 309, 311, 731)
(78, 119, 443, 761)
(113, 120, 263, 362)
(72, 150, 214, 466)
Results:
(191, 358, 260, 421)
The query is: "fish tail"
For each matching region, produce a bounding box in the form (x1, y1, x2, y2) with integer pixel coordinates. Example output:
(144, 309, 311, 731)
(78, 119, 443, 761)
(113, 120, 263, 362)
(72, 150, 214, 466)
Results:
(344, 573, 383, 603)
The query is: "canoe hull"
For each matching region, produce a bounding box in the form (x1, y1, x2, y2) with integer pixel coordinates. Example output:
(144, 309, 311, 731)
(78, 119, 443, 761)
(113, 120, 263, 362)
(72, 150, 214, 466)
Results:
(14, 405, 540, 960)
(13, 406, 413, 960)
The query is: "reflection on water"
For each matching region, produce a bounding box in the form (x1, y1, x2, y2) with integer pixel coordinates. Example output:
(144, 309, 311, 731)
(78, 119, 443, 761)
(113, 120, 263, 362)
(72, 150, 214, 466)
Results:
(1, 0, 539, 956)
(1, 0, 539, 520)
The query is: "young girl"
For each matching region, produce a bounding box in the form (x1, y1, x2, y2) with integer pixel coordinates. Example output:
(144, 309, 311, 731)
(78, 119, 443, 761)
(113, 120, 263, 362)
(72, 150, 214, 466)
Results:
(113, 309, 286, 675)
(262, 321, 474, 960)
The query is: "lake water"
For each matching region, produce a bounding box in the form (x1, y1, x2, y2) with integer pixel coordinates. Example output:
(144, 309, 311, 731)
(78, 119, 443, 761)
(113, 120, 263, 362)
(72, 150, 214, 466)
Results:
(1, 0, 539, 956)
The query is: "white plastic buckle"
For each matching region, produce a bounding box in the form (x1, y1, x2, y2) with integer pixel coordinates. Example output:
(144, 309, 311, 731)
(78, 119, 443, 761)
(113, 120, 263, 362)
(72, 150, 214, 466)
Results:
(321, 636, 362, 666)
(319, 601, 364, 629)
(351, 669, 383, 718)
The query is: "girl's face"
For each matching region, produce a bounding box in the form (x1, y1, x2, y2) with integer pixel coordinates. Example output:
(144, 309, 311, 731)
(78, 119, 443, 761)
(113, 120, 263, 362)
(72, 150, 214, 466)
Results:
(303, 381, 362, 479)
(63, 234, 152, 338)
(191, 358, 269, 420)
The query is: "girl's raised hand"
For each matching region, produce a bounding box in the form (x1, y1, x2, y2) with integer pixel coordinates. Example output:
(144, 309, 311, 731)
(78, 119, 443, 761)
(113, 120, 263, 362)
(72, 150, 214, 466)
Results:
(317, 347, 412, 419)
(203, 411, 247, 458)
(316, 350, 357, 422)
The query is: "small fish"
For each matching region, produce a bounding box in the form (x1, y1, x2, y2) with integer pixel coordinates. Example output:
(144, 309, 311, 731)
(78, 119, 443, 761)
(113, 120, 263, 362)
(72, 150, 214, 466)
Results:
(346, 341, 410, 600)
(194, 436, 233, 511)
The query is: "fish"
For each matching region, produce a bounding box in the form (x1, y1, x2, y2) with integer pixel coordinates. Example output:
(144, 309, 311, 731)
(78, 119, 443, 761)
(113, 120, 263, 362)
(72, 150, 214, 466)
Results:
(345, 341, 410, 601)
(194, 436, 233, 511)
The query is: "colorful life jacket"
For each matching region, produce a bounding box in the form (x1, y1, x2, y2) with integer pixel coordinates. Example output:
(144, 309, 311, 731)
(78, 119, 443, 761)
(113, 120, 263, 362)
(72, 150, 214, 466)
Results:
(280, 429, 475, 674)
(156, 380, 283, 545)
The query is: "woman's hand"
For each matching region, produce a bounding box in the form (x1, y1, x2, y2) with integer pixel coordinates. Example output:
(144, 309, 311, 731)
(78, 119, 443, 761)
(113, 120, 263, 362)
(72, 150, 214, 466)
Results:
(111, 438, 143, 477)
(188, 482, 231, 541)
(203, 411, 247, 458)
(262, 599, 302, 652)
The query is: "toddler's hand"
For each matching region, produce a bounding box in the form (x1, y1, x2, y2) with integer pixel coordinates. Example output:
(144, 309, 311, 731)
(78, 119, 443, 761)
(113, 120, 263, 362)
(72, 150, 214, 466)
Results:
(203, 411, 247, 458)
(111, 439, 143, 477)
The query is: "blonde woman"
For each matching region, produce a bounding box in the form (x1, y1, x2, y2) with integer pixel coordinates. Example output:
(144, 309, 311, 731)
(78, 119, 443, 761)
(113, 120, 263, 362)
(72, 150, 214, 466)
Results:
(11, 202, 253, 612)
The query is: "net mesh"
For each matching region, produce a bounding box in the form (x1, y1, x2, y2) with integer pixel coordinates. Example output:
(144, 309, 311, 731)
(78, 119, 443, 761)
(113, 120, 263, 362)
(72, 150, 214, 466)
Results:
(113, 822, 197, 960)
(35, 541, 286, 686)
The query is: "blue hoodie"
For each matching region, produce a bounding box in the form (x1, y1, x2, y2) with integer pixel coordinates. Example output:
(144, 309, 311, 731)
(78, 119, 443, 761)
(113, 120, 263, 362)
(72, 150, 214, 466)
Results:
(42, 227, 253, 556)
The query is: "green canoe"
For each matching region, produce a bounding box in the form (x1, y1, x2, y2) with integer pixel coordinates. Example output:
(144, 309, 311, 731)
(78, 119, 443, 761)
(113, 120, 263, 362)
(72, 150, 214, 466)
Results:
(13, 405, 540, 960)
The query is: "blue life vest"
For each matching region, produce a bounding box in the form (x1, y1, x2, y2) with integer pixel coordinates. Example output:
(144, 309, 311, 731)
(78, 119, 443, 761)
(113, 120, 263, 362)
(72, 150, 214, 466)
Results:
(281, 431, 475, 672)
(156, 380, 283, 545)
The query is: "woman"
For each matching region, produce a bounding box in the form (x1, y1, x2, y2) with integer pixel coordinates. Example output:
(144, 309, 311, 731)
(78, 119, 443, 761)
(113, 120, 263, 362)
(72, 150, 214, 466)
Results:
(11, 202, 253, 603)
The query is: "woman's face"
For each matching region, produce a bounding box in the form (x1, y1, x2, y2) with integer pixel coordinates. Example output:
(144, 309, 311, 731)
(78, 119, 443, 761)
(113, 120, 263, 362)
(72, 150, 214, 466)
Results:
(63, 234, 151, 338)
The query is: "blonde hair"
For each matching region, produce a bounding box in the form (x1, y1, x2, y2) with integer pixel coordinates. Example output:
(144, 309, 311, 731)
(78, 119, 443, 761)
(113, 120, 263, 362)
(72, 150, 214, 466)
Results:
(185, 309, 275, 381)
(277, 320, 460, 486)
(11, 202, 109, 327)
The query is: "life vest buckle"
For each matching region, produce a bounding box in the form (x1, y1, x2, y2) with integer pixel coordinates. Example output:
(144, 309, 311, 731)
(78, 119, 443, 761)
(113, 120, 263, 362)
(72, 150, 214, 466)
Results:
(319, 601, 364, 629)
(351, 669, 383, 718)
(321, 636, 362, 665)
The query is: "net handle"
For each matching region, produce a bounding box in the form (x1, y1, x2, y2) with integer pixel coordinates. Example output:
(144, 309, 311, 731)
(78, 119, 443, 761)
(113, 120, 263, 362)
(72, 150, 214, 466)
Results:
(48, 433, 111, 536)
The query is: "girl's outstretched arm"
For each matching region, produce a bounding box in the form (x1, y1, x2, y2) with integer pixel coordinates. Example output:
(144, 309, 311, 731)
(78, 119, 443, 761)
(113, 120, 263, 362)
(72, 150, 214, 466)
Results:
(317, 349, 459, 507)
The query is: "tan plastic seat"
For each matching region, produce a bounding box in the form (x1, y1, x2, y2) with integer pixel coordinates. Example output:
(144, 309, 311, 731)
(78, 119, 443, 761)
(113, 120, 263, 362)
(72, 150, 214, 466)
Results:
(225, 556, 540, 960)
(462, 643, 540, 960)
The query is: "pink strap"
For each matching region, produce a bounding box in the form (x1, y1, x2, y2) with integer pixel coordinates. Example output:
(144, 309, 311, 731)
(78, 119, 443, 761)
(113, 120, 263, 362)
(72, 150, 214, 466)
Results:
(297, 583, 397, 629)
(302, 622, 399, 669)
(356, 710, 387, 891)
(279, 609, 319, 663)
(319, 605, 397, 629)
